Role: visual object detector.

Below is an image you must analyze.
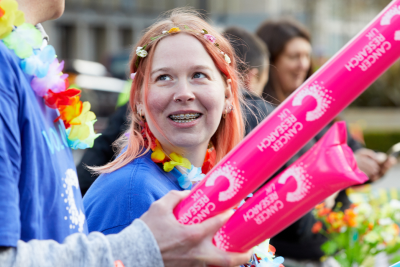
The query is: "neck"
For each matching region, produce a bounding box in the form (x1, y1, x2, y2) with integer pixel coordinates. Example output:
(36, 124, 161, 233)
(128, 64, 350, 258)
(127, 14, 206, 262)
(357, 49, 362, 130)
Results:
(161, 142, 208, 168)
(271, 73, 290, 103)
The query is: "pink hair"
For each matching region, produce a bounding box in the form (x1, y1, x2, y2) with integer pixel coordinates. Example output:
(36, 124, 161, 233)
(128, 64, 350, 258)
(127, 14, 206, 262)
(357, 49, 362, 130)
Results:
(91, 8, 245, 174)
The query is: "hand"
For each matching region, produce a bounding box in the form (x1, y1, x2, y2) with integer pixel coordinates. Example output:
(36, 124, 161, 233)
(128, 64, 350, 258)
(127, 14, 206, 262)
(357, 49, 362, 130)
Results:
(375, 152, 397, 177)
(140, 190, 252, 267)
(324, 191, 339, 209)
(354, 148, 397, 182)
(354, 148, 381, 182)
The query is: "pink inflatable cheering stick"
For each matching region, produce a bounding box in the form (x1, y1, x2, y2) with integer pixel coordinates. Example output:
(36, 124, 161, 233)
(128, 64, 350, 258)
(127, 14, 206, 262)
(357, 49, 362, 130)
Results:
(174, 0, 400, 224)
(213, 122, 368, 252)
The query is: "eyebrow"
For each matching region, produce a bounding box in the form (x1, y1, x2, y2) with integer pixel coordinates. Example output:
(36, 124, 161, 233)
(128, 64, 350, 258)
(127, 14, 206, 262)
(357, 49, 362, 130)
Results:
(150, 67, 171, 77)
(150, 65, 213, 77)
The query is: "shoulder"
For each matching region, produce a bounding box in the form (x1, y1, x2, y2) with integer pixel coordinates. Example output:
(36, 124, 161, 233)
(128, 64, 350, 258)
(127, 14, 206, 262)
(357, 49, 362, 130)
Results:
(83, 152, 181, 234)
(242, 90, 275, 116)
(0, 42, 20, 95)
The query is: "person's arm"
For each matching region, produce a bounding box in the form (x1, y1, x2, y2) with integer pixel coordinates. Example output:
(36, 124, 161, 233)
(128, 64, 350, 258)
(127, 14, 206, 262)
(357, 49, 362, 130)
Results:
(0, 191, 252, 267)
(0, 219, 162, 267)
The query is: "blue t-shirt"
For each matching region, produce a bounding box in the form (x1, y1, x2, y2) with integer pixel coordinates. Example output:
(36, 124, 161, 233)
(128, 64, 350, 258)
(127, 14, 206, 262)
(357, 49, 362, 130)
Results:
(83, 151, 183, 234)
(0, 42, 88, 247)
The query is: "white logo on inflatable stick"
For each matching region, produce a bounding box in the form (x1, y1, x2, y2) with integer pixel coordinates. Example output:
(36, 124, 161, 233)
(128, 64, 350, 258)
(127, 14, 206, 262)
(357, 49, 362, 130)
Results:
(278, 164, 312, 202)
(380, 5, 400, 25)
(213, 227, 230, 251)
(395, 30, 400, 41)
(292, 82, 333, 122)
(205, 162, 246, 202)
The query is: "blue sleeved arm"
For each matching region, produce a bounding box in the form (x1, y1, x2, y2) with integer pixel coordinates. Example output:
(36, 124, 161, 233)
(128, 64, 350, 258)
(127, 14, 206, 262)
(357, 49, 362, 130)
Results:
(0, 46, 22, 246)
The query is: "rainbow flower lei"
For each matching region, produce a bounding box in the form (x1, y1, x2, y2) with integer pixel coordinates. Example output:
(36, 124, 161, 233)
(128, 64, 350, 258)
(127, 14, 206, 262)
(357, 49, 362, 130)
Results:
(0, 0, 100, 149)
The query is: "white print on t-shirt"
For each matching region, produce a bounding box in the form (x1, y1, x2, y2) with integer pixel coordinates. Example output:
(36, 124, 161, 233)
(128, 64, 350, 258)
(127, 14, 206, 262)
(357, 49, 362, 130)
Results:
(62, 169, 85, 232)
(278, 163, 313, 202)
(205, 161, 246, 202)
(292, 82, 333, 122)
(380, 5, 400, 26)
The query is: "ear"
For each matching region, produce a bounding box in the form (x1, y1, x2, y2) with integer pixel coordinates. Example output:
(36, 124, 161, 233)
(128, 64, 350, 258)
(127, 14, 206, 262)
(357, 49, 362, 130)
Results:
(136, 102, 144, 115)
(248, 68, 260, 81)
(225, 78, 233, 104)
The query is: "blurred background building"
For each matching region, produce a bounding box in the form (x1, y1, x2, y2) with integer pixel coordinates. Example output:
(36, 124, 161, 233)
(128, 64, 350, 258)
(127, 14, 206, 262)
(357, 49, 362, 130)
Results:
(42, 0, 399, 172)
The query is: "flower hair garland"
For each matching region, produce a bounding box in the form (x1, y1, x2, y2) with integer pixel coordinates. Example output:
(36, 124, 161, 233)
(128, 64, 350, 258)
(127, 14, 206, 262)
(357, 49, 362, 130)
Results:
(135, 26, 231, 68)
(0, 0, 100, 149)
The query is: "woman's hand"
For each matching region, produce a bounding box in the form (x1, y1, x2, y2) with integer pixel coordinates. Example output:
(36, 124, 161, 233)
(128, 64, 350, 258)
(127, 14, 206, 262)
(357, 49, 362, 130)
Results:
(354, 148, 397, 182)
(140, 190, 252, 267)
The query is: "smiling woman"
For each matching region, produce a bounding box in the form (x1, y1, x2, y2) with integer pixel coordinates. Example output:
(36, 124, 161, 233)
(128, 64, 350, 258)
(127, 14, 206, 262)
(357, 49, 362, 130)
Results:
(83, 8, 245, 237)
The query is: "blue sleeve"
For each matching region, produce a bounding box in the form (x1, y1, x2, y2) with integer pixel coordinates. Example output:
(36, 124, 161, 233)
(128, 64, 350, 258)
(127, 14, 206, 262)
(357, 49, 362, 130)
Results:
(0, 45, 22, 246)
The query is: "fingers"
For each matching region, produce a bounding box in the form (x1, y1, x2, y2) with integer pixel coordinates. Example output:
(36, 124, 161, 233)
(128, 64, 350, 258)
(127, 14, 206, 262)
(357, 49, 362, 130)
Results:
(197, 210, 234, 236)
(356, 154, 380, 178)
(154, 190, 191, 212)
(355, 148, 378, 159)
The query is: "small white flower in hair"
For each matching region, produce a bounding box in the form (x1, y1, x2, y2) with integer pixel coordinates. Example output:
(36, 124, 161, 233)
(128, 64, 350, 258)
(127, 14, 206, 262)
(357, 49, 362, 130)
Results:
(136, 47, 148, 58)
(130, 73, 136, 80)
(224, 54, 231, 64)
(162, 31, 167, 34)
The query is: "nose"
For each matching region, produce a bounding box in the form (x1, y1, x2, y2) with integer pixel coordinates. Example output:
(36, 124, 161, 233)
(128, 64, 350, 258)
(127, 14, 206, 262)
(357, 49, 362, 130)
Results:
(173, 80, 195, 103)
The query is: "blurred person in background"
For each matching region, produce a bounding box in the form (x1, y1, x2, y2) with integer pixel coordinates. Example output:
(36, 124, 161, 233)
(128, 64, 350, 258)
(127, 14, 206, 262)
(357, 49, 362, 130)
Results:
(223, 26, 274, 135)
(256, 19, 397, 266)
(77, 25, 274, 195)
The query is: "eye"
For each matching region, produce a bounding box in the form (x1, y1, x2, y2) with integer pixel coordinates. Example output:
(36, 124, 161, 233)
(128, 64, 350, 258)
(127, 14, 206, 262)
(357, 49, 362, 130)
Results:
(193, 72, 206, 79)
(157, 74, 172, 81)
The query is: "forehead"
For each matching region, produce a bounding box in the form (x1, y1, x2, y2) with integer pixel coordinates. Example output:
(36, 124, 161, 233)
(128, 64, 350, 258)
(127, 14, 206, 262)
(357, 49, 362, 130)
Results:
(151, 33, 216, 69)
(284, 37, 312, 53)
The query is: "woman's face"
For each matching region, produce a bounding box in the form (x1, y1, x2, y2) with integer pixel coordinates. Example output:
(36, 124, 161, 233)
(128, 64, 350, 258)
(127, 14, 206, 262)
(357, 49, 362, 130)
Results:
(141, 33, 231, 153)
(273, 37, 312, 95)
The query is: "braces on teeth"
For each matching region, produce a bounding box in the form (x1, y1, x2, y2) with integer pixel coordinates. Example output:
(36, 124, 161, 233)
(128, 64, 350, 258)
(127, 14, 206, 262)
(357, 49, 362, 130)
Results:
(170, 113, 200, 122)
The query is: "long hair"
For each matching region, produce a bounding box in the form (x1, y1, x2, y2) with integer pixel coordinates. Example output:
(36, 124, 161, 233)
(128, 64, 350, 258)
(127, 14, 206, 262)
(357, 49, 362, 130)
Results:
(256, 19, 313, 105)
(91, 8, 244, 174)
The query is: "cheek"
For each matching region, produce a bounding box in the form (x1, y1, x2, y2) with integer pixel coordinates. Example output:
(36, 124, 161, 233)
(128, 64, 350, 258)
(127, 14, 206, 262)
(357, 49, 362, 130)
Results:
(146, 89, 169, 115)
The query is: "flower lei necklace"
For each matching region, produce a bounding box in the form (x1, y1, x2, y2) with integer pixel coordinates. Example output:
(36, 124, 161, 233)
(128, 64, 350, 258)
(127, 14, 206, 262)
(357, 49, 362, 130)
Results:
(0, 0, 100, 149)
(140, 121, 215, 190)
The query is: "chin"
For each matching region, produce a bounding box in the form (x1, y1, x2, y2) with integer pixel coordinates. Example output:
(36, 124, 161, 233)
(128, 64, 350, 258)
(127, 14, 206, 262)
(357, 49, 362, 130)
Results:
(170, 135, 207, 149)
(50, 1, 65, 20)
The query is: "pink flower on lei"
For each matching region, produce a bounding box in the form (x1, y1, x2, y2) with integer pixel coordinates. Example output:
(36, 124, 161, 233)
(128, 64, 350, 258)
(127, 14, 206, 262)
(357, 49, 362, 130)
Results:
(30, 59, 68, 97)
(204, 34, 216, 43)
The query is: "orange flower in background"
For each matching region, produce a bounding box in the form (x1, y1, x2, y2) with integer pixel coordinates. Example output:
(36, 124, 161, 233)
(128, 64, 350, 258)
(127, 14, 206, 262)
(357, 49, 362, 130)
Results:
(327, 212, 345, 231)
(318, 207, 332, 217)
(315, 203, 325, 210)
(393, 224, 400, 235)
(368, 222, 374, 230)
(312, 221, 323, 234)
(168, 27, 180, 33)
(344, 209, 357, 227)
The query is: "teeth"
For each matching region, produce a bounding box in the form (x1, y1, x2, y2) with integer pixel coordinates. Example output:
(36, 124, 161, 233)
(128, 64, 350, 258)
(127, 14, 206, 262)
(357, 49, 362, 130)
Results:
(170, 113, 200, 121)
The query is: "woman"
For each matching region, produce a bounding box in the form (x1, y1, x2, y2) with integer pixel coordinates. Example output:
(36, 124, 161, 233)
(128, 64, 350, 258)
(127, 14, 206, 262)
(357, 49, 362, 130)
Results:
(83, 9, 244, 235)
(256, 19, 396, 266)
